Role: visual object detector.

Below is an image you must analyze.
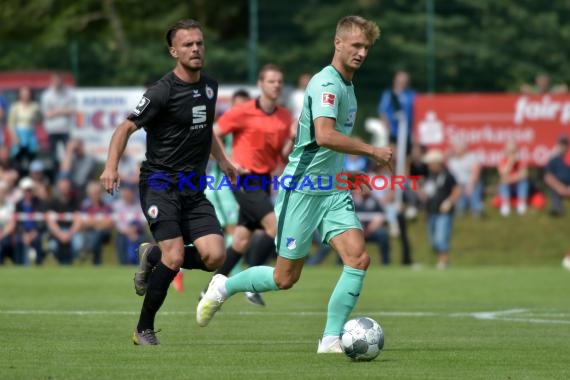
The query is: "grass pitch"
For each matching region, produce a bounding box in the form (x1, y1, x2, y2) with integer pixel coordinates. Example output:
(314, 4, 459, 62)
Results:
(0, 266, 569, 380)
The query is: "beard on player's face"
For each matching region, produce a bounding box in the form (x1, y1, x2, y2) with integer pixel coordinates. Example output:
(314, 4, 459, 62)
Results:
(181, 60, 203, 72)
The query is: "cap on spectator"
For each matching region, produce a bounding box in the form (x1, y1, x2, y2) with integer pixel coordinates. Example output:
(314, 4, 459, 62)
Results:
(558, 135, 569, 145)
(423, 149, 444, 164)
(19, 177, 34, 190)
(29, 160, 44, 172)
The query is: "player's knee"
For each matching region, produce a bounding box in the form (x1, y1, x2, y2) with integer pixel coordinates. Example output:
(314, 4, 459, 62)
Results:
(202, 250, 226, 270)
(232, 235, 249, 253)
(345, 250, 370, 270)
(264, 226, 276, 238)
(274, 272, 299, 290)
(162, 254, 183, 271)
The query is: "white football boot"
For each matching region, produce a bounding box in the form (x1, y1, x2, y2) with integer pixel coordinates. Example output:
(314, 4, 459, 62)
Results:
(317, 336, 343, 353)
(196, 274, 228, 327)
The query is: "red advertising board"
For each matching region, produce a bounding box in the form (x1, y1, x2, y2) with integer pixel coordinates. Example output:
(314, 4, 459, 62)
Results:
(413, 94, 570, 166)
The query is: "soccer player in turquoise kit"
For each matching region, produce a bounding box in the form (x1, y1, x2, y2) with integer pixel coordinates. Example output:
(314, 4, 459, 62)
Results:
(197, 15, 393, 353)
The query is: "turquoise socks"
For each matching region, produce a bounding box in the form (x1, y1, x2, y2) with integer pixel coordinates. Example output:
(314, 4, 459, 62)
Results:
(323, 265, 366, 337)
(225, 266, 279, 296)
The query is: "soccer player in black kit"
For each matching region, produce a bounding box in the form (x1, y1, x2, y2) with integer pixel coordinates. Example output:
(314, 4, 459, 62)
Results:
(100, 19, 237, 345)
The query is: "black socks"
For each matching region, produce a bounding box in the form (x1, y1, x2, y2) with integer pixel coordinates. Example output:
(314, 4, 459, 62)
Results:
(247, 233, 276, 266)
(137, 262, 178, 332)
(215, 247, 243, 276)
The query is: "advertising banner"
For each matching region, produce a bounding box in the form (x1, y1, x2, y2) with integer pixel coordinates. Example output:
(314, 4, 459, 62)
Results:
(414, 94, 570, 166)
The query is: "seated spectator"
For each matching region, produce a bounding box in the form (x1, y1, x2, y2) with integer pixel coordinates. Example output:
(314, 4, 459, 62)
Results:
(59, 138, 97, 199)
(118, 152, 141, 185)
(421, 149, 461, 269)
(544, 135, 570, 216)
(344, 152, 369, 173)
(0, 181, 15, 264)
(447, 140, 483, 217)
(80, 181, 114, 265)
(0, 145, 20, 189)
(46, 177, 82, 265)
(8, 86, 41, 171)
(520, 73, 568, 94)
(29, 160, 51, 201)
(13, 177, 46, 265)
(0, 92, 6, 146)
(497, 141, 529, 216)
(112, 182, 147, 265)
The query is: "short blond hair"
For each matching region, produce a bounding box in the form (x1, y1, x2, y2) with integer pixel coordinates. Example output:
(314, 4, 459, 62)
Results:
(336, 15, 380, 44)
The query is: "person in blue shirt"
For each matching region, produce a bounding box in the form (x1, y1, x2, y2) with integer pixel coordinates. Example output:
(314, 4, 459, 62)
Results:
(378, 71, 415, 152)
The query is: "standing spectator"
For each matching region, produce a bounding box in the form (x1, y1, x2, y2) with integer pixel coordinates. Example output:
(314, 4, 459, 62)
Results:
(13, 177, 46, 265)
(8, 86, 41, 170)
(59, 138, 97, 199)
(498, 141, 529, 216)
(289, 72, 312, 121)
(41, 73, 76, 164)
(404, 143, 429, 218)
(80, 181, 114, 265)
(544, 135, 570, 217)
(46, 177, 82, 265)
(0, 181, 15, 264)
(378, 70, 415, 149)
(112, 182, 146, 265)
(421, 150, 461, 269)
(447, 140, 484, 217)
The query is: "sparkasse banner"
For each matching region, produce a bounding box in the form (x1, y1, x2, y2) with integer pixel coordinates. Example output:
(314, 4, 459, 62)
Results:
(414, 94, 570, 167)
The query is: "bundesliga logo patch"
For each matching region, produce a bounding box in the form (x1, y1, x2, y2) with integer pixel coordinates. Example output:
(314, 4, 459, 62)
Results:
(133, 96, 150, 116)
(322, 92, 336, 107)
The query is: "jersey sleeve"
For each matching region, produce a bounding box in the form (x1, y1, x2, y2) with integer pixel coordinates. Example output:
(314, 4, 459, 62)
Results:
(217, 104, 244, 135)
(308, 78, 342, 120)
(127, 82, 168, 129)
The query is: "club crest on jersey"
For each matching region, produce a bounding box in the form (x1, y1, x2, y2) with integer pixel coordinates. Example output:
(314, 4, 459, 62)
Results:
(322, 92, 336, 107)
(286, 237, 297, 250)
(132, 96, 150, 116)
(147, 205, 159, 219)
(205, 85, 214, 99)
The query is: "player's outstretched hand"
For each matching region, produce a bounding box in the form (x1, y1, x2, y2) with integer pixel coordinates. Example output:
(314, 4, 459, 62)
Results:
(372, 147, 393, 172)
(100, 168, 120, 195)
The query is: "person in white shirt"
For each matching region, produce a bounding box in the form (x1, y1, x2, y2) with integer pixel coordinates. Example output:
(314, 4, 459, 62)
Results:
(41, 73, 76, 163)
(447, 140, 483, 217)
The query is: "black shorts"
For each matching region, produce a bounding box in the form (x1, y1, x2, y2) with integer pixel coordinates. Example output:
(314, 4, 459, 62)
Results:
(139, 182, 222, 243)
(232, 174, 274, 230)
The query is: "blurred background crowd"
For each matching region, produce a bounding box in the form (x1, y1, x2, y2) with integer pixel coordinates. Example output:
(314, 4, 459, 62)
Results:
(1, 1, 570, 269)
(1, 70, 569, 269)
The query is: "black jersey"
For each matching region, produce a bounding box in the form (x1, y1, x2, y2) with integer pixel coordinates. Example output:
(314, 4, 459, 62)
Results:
(128, 71, 218, 181)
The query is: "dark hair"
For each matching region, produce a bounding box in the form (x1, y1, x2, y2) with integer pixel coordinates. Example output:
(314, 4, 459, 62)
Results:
(232, 89, 251, 101)
(258, 64, 282, 81)
(166, 19, 202, 47)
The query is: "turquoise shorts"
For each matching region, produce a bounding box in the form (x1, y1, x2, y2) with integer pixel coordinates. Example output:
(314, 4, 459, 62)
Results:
(274, 190, 362, 260)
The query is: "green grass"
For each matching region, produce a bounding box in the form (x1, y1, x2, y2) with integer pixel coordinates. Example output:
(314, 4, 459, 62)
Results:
(1, 266, 569, 379)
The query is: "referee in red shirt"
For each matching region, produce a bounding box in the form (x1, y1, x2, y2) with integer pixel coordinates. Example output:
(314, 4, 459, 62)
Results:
(203, 64, 294, 305)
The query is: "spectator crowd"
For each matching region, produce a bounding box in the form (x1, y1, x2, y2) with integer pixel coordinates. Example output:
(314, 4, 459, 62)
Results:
(1, 71, 569, 269)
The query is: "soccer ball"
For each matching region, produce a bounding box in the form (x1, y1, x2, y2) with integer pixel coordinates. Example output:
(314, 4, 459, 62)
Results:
(340, 317, 384, 361)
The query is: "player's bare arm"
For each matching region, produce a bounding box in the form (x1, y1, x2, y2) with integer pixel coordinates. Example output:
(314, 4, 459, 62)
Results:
(100, 119, 138, 195)
(314, 116, 392, 169)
